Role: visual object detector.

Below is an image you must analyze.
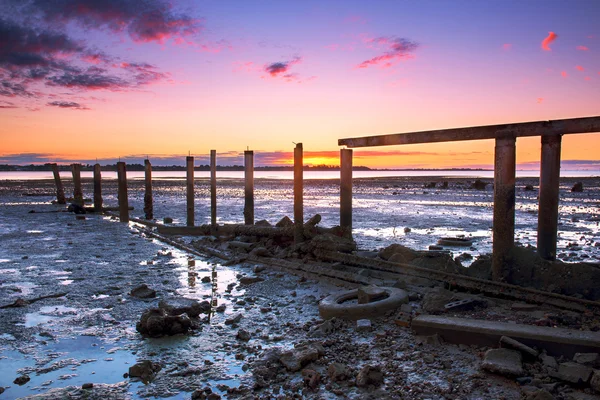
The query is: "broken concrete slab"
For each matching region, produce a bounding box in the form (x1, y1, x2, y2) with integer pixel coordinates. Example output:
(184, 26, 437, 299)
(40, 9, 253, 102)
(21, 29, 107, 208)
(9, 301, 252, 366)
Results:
(590, 370, 600, 393)
(357, 285, 386, 304)
(356, 319, 372, 332)
(481, 348, 524, 377)
(552, 362, 593, 384)
(412, 315, 600, 358)
(574, 353, 600, 368)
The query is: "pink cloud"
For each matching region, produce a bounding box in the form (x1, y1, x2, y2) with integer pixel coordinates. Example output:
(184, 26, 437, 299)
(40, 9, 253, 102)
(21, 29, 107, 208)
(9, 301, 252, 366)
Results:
(357, 36, 418, 69)
(561, 71, 568, 78)
(575, 65, 585, 71)
(264, 57, 302, 77)
(537, 97, 544, 104)
(502, 43, 512, 51)
(541, 32, 558, 51)
(344, 15, 366, 24)
(577, 45, 589, 51)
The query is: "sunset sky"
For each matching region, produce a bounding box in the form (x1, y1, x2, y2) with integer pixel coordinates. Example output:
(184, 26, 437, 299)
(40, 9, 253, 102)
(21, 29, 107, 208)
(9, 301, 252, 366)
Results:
(1, 0, 599, 169)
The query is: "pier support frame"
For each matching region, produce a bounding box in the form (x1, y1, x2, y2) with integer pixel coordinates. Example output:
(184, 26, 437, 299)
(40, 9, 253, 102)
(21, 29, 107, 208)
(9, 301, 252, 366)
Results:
(340, 149, 353, 238)
(144, 159, 153, 220)
(186, 156, 195, 227)
(71, 163, 83, 206)
(210, 150, 217, 227)
(492, 136, 516, 281)
(51, 163, 66, 204)
(244, 150, 254, 225)
(117, 161, 129, 223)
(93, 164, 102, 211)
(537, 135, 562, 260)
(294, 143, 304, 243)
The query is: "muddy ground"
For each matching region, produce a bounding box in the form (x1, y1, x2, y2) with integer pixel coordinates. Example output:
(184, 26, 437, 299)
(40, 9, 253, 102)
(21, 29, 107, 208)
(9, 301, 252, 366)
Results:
(0, 177, 599, 399)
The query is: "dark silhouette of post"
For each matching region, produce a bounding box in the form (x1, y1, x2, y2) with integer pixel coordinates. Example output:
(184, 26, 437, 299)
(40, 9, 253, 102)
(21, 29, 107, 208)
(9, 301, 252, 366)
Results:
(210, 150, 217, 227)
(244, 150, 254, 225)
(492, 136, 516, 281)
(117, 161, 129, 223)
(93, 164, 102, 212)
(537, 135, 562, 260)
(71, 163, 83, 206)
(186, 156, 194, 227)
(294, 143, 304, 243)
(51, 163, 66, 204)
(340, 149, 353, 237)
(144, 159, 153, 220)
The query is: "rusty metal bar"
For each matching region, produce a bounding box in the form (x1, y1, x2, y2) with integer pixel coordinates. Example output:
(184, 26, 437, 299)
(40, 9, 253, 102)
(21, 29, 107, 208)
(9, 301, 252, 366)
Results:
(492, 136, 516, 281)
(210, 150, 217, 227)
(338, 116, 600, 148)
(244, 150, 254, 225)
(116, 161, 129, 223)
(537, 135, 562, 260)
(340, 149, 353, 236)
(93, 164, 102, 212)
(144, 159, 153, 220)
(51, 163, 66, 204)
(294, 143, 304, 243)
(71, 163, 83, 206)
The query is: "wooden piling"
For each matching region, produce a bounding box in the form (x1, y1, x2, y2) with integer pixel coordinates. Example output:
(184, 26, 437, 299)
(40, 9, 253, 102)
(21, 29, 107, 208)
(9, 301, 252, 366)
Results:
(51, 163, 66, 204)
(117, 161, 129, 223)
(210, 150, 217, 227)
(71, 163, 83, 206)
(186, 156, 194, 227)
(340, 149, 353, 237)
(492, 136, 516, 281)
(93, 163, 102, 212)
(244, 150, 254, 225)
(294, 143, 304, 243)
(144, 159, 153, 220)
(537, 135, 562, 260)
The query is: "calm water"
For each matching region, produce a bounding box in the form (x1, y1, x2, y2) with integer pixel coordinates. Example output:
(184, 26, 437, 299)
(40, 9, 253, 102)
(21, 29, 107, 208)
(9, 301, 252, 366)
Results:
(2, 169, 599, 180)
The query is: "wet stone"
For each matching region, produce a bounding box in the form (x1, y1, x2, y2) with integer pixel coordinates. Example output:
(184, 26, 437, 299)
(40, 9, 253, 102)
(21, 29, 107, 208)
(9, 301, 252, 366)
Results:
(481, 348, 523, 377)
(82, 383, 94, 389)
(237, 329, 251, 341)
(129, 360, 161, 383)
(279, 343, 324, 372)
(302, 368, 321, 389)
(14, 374, 30, 385)
(225, 313, 243, 325)
(356, 365, 384, 387)
(328, 362, 350, 382)
(356, 319, 372, 332)
(130, 284, 156, 299)
(239, 276, 264, 285)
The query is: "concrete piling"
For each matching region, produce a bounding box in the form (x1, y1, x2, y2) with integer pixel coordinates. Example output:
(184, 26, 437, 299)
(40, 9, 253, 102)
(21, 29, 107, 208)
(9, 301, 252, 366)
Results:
(492, 136, 516, 281)
(71, 163, 83, 206)
(51, 163, 66, 204)
(186, 156, 194, 227)
(93, 163, 102, 212)
(116, 161, 129, 223)
(294, 143, 304, 243)
(144, 159, 153, 220)
(244, 150, 254, 225)
(537, 135, 562, 260)
(340, 149, 353, 237)
(210, 150, 217, 227)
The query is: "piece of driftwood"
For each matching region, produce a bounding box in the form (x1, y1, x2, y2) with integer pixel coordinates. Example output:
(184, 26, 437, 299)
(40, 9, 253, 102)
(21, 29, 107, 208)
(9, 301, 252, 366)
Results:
(0, 292, 68, 309)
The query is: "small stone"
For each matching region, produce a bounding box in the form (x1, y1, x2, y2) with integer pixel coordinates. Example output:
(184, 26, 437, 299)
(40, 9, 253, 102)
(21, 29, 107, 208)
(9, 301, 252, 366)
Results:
(14, 375, 30, 385)
(225, 313, 242, 325)
(237, 329, 251, 341)
(590, 370, 600, 393)
(130, 284, 156, 299)
(129, 360, 161, 383)
(540, 354, 558, 369)
(163, 217, 173, 224)
(328, 362, 350, 382)
(356, 319, 372, 332)
(525, 389, 555, 400)
(201, 276, 211, 283)
(481, 348, 523, 377)
(356, 365, 383, 387)
(400, 303, 412, 313)
(215, 304, 226, 313)
(573, 353, 600, 367)
(301, 368, 321, 389)
(571, 182, 584, 192)
(82, 383, 93, 389)
(279, 343, 324, 372)
(357, 285, 386, 304)
(239, 276, 264, 285)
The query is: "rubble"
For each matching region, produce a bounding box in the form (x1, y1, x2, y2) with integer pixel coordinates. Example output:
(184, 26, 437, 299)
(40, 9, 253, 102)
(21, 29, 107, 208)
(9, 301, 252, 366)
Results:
(481, 348, 524, 377)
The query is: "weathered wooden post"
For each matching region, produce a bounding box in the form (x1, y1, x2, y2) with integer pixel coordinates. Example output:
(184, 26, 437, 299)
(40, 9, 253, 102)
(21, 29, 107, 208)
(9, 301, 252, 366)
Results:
(244, 150, 254, 225)
(51, 163, 66, 204)
(186, 156, 194, 227)
(144, 159, 153, 220)
(93, 163, 102, 212)
(71, 163, 83, 206)
(294, 143, 304, 243)
(116, 161, 129, 223)
(340, 149, 353, 237)
(537, 135, 562, 260)
(492, 136, 516, 281)
(210, 150, 217, 227)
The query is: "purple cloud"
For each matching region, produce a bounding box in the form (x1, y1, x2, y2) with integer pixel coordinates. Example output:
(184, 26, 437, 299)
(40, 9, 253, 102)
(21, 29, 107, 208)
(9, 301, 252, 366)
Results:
(47, 100, 90, 110)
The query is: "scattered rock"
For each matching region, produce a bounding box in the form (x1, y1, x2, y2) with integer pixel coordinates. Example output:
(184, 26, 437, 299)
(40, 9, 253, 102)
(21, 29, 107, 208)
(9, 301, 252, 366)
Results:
(136, 308, 192, 337)
(524, 184, 535, 191)
(130, 284, 156, 299)
(378, 243, 418, 262)
(356, 319, 372, 332)
(357, 285, 386, 304)
(422, 287, 455, 314)
(553, 362, 593, 384)
(254, 219, 271, 227)
(301, 368, 321, 389)
(309, 319, 335, 337)
(237, 329, 251, 341)
(14, 375, 30, 385)
(201, 276, 211, 283)
(225, 313, 243, 325)
(571, 182, 584, 192)
(356, 365, 383, 387)
(82, 383, 94, 389)
(129, 360, 162, 383)
(481, 348, 524, 377)
(163, 217, 173, 224)
(573, 353, 600, 368)
(541, 354, 558, 370)
(249, 247, 272, 257)
(275, 216, 293, 227)
(279, 343, 324, 372)
(328, 362, 350, 382)
(470, 179, 488, 190)
(525, 389, 555, 400)
(590, 370, 600, 393)
(239, 276, 264, 285)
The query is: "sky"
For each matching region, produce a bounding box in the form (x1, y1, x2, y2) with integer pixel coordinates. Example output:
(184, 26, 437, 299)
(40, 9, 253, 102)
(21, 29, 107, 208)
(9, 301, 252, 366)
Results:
(1, 0, 599, 169)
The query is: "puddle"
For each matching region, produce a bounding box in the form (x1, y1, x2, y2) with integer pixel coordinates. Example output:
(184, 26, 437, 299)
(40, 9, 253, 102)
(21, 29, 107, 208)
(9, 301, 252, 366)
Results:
(1, 281, 38, 296)
(59, 280, 74, 286)
(21, 306, 78, 328)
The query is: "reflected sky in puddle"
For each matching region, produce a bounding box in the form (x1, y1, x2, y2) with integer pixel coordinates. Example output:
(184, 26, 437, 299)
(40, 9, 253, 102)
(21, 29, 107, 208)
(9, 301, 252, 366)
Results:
(21, 306, 78, 328)
(1, 281, 37, 296)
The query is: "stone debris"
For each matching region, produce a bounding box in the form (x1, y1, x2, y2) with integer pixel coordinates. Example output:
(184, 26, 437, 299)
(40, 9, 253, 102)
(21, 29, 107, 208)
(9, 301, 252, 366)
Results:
(14, 375, 30, 385)
(356, 319, 372, 332)
(573, 353, 600, 368)
(356, 365, 384, 387)
(328, 362, 350, 382)
(301, 368, 321, 389)
(590, 370, 600, 393)
(481, 348, 524, 377)
(129, 284, 156, 299)
(225, 313, 243, 325)
(552, 362, 593, 384)
(128, 360, 161, 383)
(237, 329, 251, 341)
(357, 285, 386, 304)
(238, 275, 264, 285)
(279, 343, 324, 372)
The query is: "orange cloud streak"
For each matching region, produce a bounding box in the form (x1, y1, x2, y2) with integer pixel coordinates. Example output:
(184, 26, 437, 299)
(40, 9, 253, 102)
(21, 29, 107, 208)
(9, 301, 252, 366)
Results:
(541, 32, 557, 51)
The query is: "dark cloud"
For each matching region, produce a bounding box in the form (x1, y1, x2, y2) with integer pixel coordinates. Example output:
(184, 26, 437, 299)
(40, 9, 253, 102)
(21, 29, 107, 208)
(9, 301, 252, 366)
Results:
(0, 80, 38, 97)
(264, 56, 301, 77)
(47, 100, 90, 110)
(23, 0, 201, 44)
(357, 36, 418, 69)
(0, 100, 18, 108)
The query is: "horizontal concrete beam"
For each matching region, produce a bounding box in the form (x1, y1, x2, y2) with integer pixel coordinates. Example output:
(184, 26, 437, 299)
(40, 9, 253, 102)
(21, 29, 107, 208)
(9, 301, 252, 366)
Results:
(338, 116, 600, 148)
(412, 315, 600, 358)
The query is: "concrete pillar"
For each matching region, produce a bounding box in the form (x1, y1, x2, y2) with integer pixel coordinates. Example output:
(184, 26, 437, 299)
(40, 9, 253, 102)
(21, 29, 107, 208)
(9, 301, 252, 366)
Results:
(210, 150, 217, 227)
(144, 159, 153, 220)
(340, 149, 353, 237)
(71, 163, 83, 206)
(537, 135, 562, 260)
(93, 163, 102, 212)
(244, 150, 254, 225)
(492, 136, 516, 281)
(294, 143, 304, 243)
(186, 156, 194, 227)
(116, 161, 129, 223)
(51, 163, 66, 204)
